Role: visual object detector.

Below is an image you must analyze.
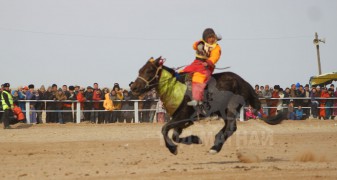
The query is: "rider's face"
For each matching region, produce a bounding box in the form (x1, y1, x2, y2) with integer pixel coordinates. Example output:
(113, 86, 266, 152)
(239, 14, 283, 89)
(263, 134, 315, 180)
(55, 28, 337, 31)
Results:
(206, 36, 216, 44)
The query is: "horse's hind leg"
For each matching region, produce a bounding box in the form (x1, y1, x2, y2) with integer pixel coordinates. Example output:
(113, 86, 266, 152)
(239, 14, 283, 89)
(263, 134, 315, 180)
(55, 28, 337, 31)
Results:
(210, 118, 237, 153)
(209, 95, 244, 154)
(210, 110, 238, 154)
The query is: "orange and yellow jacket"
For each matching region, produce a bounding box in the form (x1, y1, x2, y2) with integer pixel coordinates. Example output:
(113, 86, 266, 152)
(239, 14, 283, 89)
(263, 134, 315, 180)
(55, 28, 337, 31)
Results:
(193, 40, 221, 68)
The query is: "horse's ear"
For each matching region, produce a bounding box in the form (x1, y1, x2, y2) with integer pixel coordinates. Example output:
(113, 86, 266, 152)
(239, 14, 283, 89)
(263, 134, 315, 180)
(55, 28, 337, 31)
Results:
(155, 56, 165, 66)
(148, 57, 155, 63)
(158, 59, 165, 66)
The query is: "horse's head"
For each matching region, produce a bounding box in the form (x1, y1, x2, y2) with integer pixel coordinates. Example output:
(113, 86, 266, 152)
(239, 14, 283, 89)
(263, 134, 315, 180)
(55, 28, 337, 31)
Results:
(131, 56, 165, 96)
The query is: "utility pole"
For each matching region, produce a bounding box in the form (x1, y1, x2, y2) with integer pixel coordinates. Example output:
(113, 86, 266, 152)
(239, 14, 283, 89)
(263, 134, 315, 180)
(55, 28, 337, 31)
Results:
(313, 32, 325, 75)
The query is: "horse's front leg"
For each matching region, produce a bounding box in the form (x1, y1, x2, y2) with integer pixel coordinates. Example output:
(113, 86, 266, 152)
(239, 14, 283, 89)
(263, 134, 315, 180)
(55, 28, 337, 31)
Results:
(172, 124, 202, 145)
(161, 119, 196, 155)
(161, 121, 179, 155)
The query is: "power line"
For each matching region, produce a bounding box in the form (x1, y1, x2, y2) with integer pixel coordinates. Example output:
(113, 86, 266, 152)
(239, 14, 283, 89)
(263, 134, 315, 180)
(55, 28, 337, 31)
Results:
(224, 35, 312, 40)
(0, 27, 191, 41)
(0, 26, 312, 41)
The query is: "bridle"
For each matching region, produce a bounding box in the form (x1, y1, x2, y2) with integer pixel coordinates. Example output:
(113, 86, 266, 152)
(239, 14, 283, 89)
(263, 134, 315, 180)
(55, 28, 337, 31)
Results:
(137, 62, 162, 89)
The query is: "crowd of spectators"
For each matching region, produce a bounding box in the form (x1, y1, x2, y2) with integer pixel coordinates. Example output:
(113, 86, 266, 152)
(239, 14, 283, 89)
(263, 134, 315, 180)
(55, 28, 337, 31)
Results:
(2, 81, 337, 125)
(0, 82, 169, 125)
(247, 83, 337, 120)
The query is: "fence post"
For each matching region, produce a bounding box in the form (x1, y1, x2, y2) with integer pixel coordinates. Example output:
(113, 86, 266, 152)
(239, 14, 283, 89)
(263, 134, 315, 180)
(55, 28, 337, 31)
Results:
(25, 101, 31, 124)
(239, 106, 244, 121)
(134, 101, 139, 123)
(76, 102, 81, 124)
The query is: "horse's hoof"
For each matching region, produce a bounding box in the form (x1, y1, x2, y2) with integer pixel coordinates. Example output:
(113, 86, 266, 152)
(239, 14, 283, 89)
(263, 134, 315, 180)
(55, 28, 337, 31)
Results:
(192, 136, 202, 144)
(209, 149, 218, 154)
(169, 146, 178, 155)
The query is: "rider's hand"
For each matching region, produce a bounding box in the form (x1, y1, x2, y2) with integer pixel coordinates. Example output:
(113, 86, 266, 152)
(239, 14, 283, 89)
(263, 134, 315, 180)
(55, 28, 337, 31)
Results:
(202, 62, 208, 66)
(197, 43, 204, 52)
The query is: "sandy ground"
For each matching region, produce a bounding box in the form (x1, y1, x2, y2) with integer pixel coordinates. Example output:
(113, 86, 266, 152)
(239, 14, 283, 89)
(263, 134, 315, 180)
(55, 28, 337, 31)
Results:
(1, 119, 337, 180)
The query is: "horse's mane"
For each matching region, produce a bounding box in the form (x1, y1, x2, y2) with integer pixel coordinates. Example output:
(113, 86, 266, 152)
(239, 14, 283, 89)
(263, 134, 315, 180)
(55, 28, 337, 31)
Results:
(162, 66, 187, 83)
(162, 66, 176, 75)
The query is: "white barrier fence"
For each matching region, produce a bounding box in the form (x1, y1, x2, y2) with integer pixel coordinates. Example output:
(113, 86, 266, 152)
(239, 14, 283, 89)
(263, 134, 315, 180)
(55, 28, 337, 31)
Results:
(2, 97, 337, 124)
(15, 100, 157, 124)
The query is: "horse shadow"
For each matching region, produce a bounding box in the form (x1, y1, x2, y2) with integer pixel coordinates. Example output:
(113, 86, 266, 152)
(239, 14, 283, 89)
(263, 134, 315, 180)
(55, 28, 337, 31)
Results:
(196, 160, 240, 165)
(12, 123, 34, 129)
(196, 157, 287, 165)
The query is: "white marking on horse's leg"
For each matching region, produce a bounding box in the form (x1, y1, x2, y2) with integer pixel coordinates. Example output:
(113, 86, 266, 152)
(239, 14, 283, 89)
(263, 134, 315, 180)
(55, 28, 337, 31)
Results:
(209, 149, 218, 154)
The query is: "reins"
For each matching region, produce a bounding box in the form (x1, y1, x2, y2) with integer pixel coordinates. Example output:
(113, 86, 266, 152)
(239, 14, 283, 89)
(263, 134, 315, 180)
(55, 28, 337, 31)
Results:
(136, 63, 162, 89)
(136, 64, 189, 92)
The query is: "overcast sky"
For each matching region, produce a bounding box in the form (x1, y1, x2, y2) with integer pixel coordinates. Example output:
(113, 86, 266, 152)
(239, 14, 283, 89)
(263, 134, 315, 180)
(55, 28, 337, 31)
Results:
(1, 0, 336, 89)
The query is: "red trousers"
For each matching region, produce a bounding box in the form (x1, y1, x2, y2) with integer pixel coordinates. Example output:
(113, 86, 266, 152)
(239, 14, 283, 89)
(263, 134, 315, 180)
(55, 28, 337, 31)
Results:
(183, 59, 214, 101)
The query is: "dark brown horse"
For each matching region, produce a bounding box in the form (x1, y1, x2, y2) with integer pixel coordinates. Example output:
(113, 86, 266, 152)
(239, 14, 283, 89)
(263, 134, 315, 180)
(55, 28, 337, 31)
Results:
(131, 57, 283, 155)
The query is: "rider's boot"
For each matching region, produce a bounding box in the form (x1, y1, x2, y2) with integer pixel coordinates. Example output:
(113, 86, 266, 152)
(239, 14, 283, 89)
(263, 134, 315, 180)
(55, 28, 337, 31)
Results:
(187, 82, 206, 106)
(187, 100, 202, 106)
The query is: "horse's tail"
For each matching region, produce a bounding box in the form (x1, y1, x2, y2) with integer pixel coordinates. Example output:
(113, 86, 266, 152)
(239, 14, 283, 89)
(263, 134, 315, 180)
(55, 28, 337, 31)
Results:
(262, 113, 285, 125)
(244, 80, 261, 110)
(244, 79, 284, 125)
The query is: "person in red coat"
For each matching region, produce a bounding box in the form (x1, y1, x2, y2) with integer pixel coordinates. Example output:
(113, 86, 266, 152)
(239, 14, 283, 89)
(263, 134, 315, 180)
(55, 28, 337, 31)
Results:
(269, 85, 280, 117)
(319, 87, 330, 119)
(13, 103, 25, 121)
(76, 88, 86, 121)
(92, 87, 102, 124)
